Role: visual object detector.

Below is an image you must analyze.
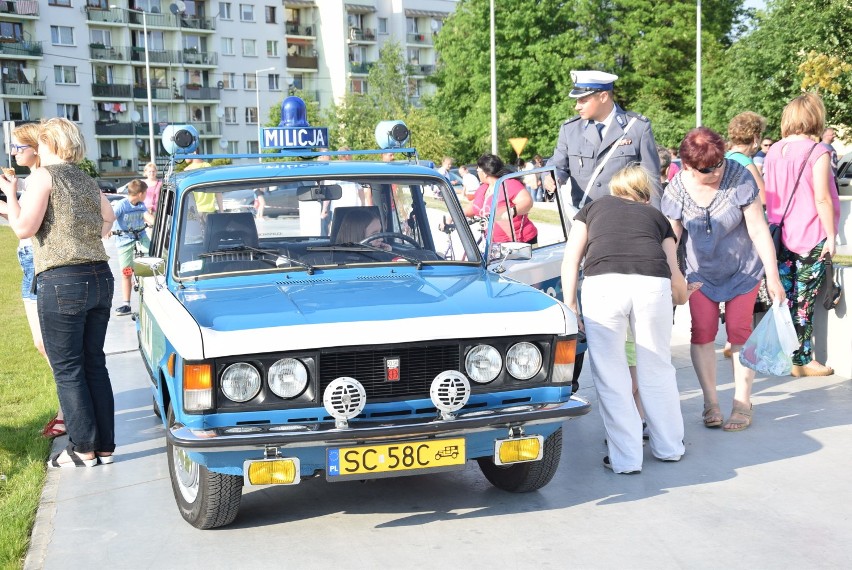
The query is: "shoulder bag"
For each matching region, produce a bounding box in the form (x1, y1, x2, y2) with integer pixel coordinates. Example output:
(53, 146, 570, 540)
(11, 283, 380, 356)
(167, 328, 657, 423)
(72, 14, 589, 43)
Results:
(769, 142, 818, 254)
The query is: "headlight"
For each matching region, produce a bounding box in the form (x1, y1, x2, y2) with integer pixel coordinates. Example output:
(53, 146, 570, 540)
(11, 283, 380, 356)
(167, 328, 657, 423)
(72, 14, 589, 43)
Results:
(465, 344, 502, 383)
(268, 358, 309, 398)
(221, 363, 261, 402)
(506, 342, 542, 380)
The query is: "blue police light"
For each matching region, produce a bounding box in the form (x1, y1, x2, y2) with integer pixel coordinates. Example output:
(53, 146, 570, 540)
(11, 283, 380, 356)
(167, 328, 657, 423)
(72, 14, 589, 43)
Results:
(161, 124, 199, 155)
(375, 120, 410, 149)
(261, 96, 328, 150)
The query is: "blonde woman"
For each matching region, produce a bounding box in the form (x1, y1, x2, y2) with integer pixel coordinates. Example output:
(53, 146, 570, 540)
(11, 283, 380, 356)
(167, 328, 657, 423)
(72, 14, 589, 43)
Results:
(562, 164, 689, 474)
(1, 118, 117, 468)
(142, 162, 161, 214)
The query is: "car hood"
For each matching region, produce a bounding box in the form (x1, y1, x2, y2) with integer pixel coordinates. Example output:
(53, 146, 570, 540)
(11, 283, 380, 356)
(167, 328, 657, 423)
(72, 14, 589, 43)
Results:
(175, 267, 571, 357)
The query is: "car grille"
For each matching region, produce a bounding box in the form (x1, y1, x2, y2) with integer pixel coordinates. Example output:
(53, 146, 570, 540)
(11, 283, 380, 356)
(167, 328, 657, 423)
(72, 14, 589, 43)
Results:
(319, 344, 460, 401)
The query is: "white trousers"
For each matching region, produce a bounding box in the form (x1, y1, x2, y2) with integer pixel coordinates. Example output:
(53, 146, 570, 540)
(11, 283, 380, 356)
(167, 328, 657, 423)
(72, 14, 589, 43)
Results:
(582, 274, 685, 473)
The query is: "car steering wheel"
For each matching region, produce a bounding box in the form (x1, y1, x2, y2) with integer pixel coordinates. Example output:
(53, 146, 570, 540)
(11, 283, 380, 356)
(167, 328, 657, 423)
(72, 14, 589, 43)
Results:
(360, 232, 420, 248)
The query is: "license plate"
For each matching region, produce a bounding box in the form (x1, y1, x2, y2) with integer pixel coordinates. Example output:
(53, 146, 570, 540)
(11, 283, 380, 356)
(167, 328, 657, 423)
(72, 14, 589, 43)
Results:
(327, 438, 465, 480)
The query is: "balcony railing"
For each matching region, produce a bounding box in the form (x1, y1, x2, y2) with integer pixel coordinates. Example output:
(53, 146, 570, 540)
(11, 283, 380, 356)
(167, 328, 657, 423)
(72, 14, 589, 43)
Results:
(181, 85, 221, 100)
(349, 61, 373, 74)
(95, 121, 134, 136)
(348, 28, 376, 42)
(285, 22, 314, 36)
(408, 64, 435, 75)
(0, 39, 42, 57)
(0, 1, 41, 16)
(1, 79, 45, 96)
(90, 44, 125, 61)
(133, 86, 176, 100)
(92, 83, 133, 98)
(86, 7, 216, 31)
(286, 55, 318, 70)
(130, 46, 179, 64)
(406, 33, 433, 45)
(188, 121, 222, 136)
(98, 157, 135, 174)
(181, 50, 218, 65)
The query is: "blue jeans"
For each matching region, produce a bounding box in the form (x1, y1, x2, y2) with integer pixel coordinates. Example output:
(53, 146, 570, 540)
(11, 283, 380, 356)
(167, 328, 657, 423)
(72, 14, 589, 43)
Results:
(17, 245, 36, 300)
(37, 262, 116, 454)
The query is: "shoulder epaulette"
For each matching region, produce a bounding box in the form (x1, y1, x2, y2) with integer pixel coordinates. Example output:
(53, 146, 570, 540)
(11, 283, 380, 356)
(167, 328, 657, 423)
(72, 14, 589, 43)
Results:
(624, 110, 650, 122)
(562, 115, 582, 126)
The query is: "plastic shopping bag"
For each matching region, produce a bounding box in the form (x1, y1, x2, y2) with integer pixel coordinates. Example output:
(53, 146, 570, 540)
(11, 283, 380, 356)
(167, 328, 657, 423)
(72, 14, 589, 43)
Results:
(739, 301, 799, 376)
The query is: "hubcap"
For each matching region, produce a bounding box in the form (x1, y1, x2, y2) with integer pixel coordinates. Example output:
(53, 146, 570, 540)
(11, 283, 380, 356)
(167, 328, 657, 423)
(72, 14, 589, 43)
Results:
(173, 446, 200, 503)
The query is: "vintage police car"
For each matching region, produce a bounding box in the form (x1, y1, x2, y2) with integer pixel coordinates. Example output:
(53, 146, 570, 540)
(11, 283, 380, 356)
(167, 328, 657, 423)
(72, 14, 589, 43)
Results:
(134, 99, 588, 528)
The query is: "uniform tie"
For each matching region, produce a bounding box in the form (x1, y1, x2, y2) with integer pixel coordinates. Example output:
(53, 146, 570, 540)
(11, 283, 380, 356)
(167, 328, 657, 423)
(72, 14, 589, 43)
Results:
(595, 122, 605, 141)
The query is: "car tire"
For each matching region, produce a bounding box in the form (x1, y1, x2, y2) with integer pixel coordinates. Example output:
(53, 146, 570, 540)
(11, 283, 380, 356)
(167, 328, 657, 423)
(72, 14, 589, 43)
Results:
(166, 407, 243, 529)
(476, 427, 562, 493)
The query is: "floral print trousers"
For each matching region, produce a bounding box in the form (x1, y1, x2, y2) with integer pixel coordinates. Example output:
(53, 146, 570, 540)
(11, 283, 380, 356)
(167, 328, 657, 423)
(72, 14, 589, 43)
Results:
(778, 239, 827, 366)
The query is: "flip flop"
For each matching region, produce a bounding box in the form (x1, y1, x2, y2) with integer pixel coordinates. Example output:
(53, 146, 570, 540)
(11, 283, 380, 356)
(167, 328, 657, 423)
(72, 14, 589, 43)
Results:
(41, 416, 67, 438)
(47, 449, 97, 469)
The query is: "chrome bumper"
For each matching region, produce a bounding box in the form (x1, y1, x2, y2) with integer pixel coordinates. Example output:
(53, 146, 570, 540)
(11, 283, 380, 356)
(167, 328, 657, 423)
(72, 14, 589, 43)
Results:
(168, 395, 591, 453)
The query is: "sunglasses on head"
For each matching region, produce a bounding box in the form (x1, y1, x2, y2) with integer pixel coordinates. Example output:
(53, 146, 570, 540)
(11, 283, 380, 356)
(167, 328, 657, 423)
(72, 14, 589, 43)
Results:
(697, 159, 724, 174)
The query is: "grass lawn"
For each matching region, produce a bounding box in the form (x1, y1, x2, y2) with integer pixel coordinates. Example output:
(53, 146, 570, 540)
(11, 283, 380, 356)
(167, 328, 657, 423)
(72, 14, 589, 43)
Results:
(0, 227, 56, 570)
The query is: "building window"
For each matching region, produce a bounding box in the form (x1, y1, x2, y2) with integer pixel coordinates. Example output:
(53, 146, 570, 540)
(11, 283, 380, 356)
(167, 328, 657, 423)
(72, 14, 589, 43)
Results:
(54, 66, 77, 85)
(51, 26, 75, 46)
(378, 18, 388, 34)
(219, 2, 231, 20)
(50, 0, 72, 6)
(266, 40, 278, 57)
(240, 4, 254, 22)
(246, 107, 258, 124)
(350, 79, 367, 94)
(265, 6, 276, 23)
(268, 74, 280, 91)
(243, 74, 257, 89)
(224, 107, 237, 124)
(407, 48, 420, 65)
(247, 141, 258, 154)
(221, 37, 234, 56)
(90, 29, 112, 46)
(57, 104, 80, 121)
(226, 141, 239, 154)
(242, 39, 256, 57)
(221, 72, 236, 89)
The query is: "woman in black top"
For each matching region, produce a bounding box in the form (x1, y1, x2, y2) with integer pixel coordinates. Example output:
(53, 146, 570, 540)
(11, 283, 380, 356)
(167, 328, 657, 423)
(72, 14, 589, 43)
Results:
(561, 164, 689, 474)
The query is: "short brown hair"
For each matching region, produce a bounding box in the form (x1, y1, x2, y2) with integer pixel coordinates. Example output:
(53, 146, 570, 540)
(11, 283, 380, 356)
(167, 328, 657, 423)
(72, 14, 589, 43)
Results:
(37, 118, 86, 163)
(781, 92, 825, 138)
(679, 127, 725, 171)
(126, 179, 147, 197)
(728, 111, 766, 145)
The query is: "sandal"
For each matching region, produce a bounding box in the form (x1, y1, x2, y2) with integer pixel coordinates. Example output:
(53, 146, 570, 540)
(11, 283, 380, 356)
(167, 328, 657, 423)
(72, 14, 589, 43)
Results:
(47, 449, 97, 469)
(703, 402, 723, 428)
(97, 452, 115, 465)
(41, 415, 67, 438)
(723, 402, 753, 432)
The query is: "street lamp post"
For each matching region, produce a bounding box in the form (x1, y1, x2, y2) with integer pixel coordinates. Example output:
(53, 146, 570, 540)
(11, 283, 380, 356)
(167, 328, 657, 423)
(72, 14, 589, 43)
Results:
(489, 0, 497, 155)
(255, 67, 275, 163)
(696, 0, 702, 127)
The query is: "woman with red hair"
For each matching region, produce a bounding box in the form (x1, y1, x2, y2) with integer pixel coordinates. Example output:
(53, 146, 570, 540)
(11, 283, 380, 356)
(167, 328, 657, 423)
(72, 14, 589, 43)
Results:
(661, 127, 785, 432)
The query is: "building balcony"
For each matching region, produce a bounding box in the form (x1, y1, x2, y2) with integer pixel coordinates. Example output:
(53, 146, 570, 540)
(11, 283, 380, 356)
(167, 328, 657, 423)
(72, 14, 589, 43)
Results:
(181, 85, 221, 100)
(98, 157, 135, 174)
(90, 44, 125, 61)
(348, 28, 376, 42)
(86, 7, 216, 32)
(133, 86, 177, 100)
(408, 64, 435, 76)
(92, 83, 133, 98)
(406, 33, 433, 45)
(285, 22, 315, 37)
(95, 121, 134, 136)
(130, 46, 179, 65)
(188, 121, 222, 136)
(0, 38, 42, 57)
(0, 1, 40, 17)
(286, 55, 318, 70)
(1, 79, 45, 97)
(349, 62, 374, 74)
(181, 49, 218, 66)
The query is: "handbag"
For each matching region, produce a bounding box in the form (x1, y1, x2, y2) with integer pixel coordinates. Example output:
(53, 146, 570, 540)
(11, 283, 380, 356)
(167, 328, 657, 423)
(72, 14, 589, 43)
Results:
(822, 257, 842, 311)
(768, 142, 818, 254)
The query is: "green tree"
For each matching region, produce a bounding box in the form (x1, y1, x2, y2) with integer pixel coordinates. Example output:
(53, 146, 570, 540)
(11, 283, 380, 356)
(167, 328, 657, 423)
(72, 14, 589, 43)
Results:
(78, 157, 99, 178)
(703, 0, 852, 137)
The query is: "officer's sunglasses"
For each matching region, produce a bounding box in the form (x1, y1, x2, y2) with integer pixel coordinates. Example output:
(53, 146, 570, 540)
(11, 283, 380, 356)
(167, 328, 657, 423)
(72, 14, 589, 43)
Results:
(696, 159, 724, 174)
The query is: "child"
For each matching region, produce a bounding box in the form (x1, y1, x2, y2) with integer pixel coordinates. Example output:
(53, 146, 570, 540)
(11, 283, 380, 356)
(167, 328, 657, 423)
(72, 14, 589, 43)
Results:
(112, 179, 154, 316)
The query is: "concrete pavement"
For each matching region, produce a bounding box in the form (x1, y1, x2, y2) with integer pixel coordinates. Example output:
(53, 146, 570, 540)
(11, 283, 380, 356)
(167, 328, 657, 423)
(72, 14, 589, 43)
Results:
(24, 242, 852, 569)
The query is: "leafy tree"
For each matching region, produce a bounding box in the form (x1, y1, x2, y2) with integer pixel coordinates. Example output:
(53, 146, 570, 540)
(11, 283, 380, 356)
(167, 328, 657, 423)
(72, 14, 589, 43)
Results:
(78, 158, 99, 178)
(703, 0, 852, 138)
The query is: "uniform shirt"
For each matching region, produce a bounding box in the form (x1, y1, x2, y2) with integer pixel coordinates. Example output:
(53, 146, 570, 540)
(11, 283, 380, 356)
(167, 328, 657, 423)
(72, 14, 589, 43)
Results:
(547, 104, 662, 209)
(575, 195, 674, 279)
(112, 198, 149, 248)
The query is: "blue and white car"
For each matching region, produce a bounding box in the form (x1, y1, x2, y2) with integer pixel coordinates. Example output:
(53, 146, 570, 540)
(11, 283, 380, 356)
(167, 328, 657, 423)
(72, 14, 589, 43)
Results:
(134, 114, 589, 529)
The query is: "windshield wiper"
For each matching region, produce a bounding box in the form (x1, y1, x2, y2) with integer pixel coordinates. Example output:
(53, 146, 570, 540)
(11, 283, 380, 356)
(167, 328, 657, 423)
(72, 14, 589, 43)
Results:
(311, 242, 424, 270)
(200, 245, 316, 274)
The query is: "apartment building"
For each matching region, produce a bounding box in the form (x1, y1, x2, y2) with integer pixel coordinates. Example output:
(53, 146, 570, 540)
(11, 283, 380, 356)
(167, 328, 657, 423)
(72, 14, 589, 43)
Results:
(0, 0, 457, 174)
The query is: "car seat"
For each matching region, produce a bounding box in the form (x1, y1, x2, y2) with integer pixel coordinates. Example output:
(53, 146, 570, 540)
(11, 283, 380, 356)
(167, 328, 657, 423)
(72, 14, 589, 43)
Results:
(204, 212, 259, 251)
(328, 206, 380, 243)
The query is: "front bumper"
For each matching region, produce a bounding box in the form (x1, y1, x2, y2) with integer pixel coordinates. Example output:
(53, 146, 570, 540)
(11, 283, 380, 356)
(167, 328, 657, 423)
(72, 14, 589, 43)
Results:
(168, 395, 591, 453)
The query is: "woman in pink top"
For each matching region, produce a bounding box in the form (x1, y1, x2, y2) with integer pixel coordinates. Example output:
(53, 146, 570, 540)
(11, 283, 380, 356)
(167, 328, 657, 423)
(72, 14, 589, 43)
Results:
(464, 153, 537, 245)
(764, 93, 839, 377)
(142, 162, 162, 214)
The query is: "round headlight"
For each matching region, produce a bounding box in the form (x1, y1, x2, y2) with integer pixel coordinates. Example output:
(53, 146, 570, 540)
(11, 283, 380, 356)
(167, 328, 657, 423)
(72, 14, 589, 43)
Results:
(268, 358, 309, 398)
(506, 342, 542, 380)
(221, 363, 261, 402)
(465, 344, 502, 383)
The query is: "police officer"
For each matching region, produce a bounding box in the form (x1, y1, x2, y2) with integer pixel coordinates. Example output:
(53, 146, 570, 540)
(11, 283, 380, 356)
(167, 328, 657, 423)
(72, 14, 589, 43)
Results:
(544, 70, 662, 209)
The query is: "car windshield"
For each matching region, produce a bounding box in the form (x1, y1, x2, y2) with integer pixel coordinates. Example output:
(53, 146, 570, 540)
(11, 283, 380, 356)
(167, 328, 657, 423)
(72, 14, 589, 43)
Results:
(173, 176, 483, 278)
